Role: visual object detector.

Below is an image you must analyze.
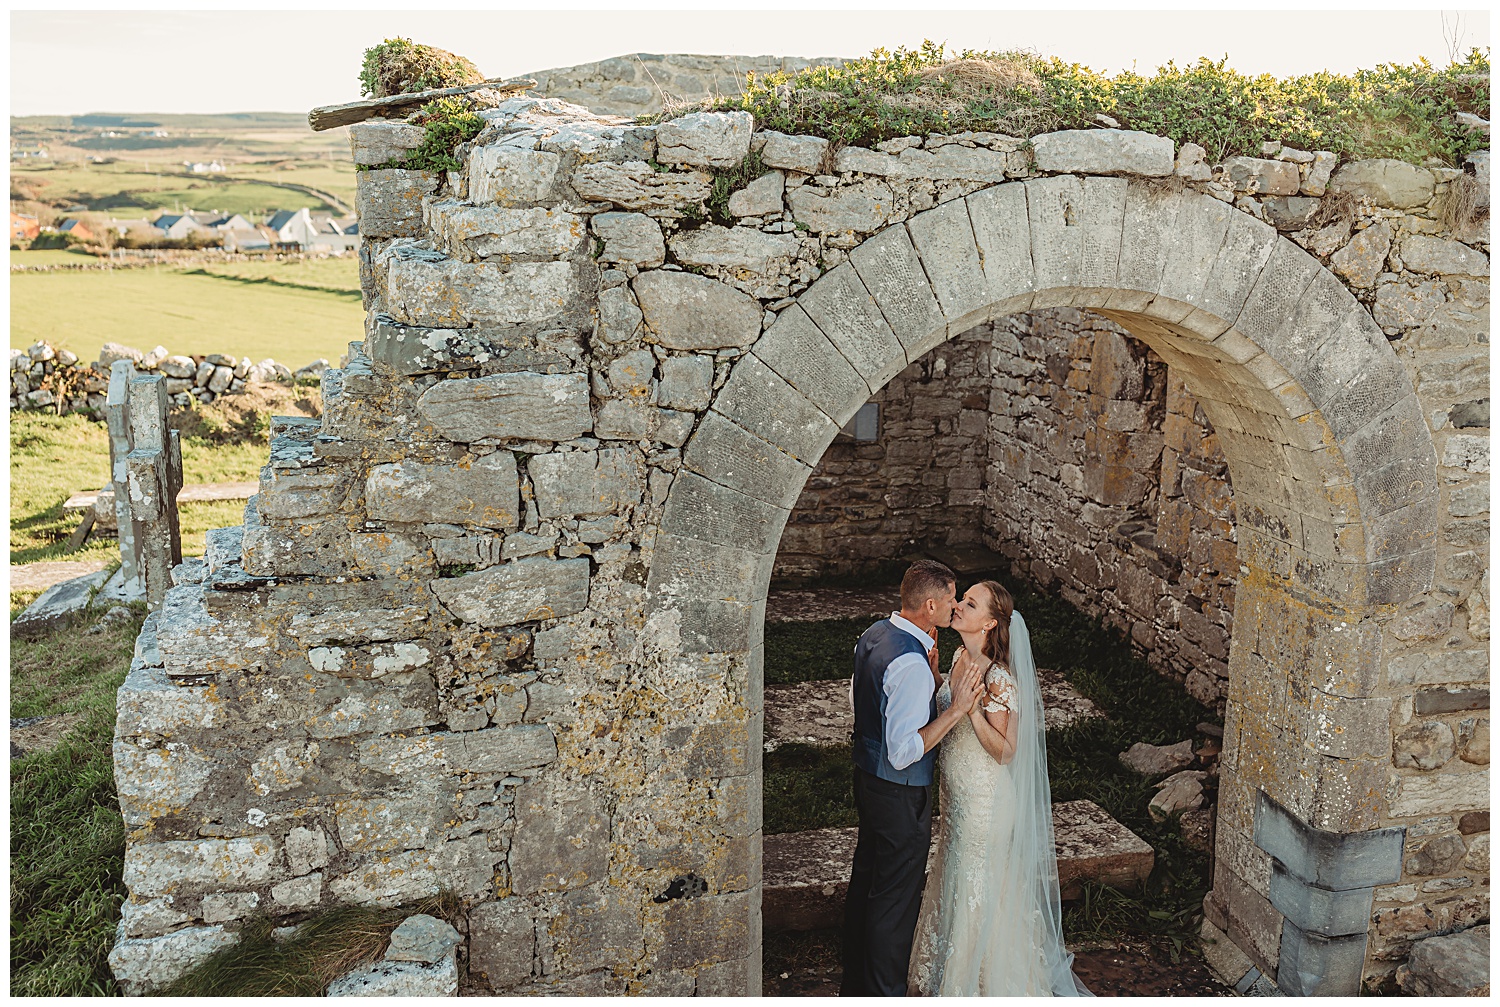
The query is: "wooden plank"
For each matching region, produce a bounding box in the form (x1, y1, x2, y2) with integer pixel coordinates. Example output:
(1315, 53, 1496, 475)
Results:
(64, 511, 96, 553)
(65, 480, 261, 513)
(308, 77, 537, 132)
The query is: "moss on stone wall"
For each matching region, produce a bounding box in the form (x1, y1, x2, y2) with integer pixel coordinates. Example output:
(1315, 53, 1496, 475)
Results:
(676, 40, 1489, 166)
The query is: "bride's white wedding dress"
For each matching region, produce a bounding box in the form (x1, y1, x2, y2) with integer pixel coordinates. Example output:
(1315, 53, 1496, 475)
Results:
(909, 611, 1091, 997)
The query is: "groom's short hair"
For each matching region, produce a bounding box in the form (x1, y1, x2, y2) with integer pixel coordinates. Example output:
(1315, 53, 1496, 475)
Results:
(900, 559, 956, 610)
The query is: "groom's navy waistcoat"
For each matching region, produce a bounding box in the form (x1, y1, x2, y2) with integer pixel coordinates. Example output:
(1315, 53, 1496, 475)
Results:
(851, 619, 938, 787)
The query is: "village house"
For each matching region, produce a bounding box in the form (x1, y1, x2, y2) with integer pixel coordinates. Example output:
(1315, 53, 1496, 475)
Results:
(57, 219, 93, 241)
(11, 212, 40, 242)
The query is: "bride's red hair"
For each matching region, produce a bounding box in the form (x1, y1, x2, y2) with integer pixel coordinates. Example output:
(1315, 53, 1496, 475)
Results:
(975, 580, 1014, 668)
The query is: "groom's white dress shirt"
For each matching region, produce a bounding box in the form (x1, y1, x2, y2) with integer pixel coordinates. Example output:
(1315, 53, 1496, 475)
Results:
(849, 612, 936, 773)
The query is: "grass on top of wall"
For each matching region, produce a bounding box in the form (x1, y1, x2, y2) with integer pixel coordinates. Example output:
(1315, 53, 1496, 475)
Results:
(668, 40, 1489, 167)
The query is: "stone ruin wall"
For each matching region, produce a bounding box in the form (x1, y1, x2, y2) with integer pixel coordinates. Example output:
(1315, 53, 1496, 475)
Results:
(777, 308, 1240, 704)
(109, 84, 1488, 995)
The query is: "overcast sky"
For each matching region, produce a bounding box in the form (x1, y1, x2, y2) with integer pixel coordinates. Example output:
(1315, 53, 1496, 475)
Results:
(10, 7, 1491, 117)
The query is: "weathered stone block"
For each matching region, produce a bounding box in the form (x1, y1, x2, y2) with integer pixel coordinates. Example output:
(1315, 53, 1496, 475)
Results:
(1396, 924, 1490, 996)
(597, 285, 644, 344)
(385, 257, 576, 328)
(357, 169, 441, 238)
(328, 836, 498, 906)
(538, 886, 644, 974)
(713, 353, 838, 463)
(286, 825, 330, 876)
(467, 146, 562, 205)
(634, 270, 762, 350)
(682, 411, 812, 511)
(906, 198, 990, 333)
(1394, 720, 1456, 770)
(509, 781, 610, 895)
(469, 897, 536, 988)
(528, 448, 644, 518)
(657, 889, 754, 969)
(1331, 222, 1393, 289)
(348, 121, 427, 165)
(965, 181, 1037, 308)
(591, 211, 665, 267)
(1390, 770, 1489, 818)
(417, 372, 591, 443)
(835, 143, 1017, 182)
(787, 179, 893, 234)
(656, 110, 753, 168)
(327, 958, 459, 997)
(571, 161, 712, 219)
(367, 453, 520, 529)
(847, 224, 947, 360)
(1330, 159, 1437, 209)
(758, 130, 828, 174)
(752, 306, 869, 427)
(669, 224, 799, 274)
(727, 170, 784, 216)
(431, 557, 590, 626)
(1031, 129, 1174, 177)
(336, 793, 447, 853)
(123, 835, 278, 898)
(109, 925, 238, 995)
(429, 203, 585, 259)
(270, 872, 323, 908)
(656, 353, 714, 411)
(1223, 156, 1301, 195)
(798, 262, 908, 388)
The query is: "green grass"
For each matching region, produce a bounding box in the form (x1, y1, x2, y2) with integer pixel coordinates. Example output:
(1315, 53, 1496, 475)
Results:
(13, 162, 349, 217)
(764, 743, 860, 834)
(162, 897, 456, 996)
(689, 41, 1489, 166)
(10, 411, 271, 565)
(10, 604, 144, 996)
(193, 256, 360, 295)
(9, 266, 363, 365)
(9, 249, 102, 266)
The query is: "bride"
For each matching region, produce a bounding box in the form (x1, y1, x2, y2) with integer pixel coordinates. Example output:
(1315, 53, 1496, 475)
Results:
(909, 580, 1091, 996)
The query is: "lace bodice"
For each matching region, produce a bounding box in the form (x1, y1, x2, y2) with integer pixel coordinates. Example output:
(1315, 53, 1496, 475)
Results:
(948, 650, 1017, 715)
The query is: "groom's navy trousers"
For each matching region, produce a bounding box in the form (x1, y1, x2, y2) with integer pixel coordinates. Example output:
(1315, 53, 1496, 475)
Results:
(841, 765, 933, 996)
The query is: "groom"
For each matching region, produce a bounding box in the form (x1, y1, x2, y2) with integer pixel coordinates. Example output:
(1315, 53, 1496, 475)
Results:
(841, 559, 976, 996)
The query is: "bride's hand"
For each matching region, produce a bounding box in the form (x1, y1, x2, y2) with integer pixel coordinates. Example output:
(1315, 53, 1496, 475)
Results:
(950, 658, 984, 713)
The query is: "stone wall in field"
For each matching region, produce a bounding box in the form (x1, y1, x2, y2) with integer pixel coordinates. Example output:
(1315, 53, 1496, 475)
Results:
(109, 86, 1487, 998)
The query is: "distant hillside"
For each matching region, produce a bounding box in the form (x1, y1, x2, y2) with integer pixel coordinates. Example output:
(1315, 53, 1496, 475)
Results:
(14, 112, 311, 131)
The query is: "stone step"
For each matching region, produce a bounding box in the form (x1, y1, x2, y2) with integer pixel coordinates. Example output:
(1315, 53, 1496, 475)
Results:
(763, 800, 1154, 931)
(765, 671, 1101, 751)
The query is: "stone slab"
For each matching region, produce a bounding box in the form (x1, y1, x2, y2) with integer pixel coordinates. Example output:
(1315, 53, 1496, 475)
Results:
(11, 569, 110, 638)
(1396, 924, 1490, 996)
(762, 800, 1152, 930)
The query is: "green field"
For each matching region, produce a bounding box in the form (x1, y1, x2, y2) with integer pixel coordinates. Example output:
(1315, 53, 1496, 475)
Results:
(10, 411, 271, 566)
(10, 266, 362, 365)
(9, 249, 101, 266)
(194, 255, 361, 295)
(13, 160, 355, 218)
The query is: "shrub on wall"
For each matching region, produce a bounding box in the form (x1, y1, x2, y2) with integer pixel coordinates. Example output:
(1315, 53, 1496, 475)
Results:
(358, 37, 484, 99)
(683, 40, 1490, 166)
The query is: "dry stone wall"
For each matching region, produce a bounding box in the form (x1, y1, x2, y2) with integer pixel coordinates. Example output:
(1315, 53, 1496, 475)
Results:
(111, 86, 1487, 997)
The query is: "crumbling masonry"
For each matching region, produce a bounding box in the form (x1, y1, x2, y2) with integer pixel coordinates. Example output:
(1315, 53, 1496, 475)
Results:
(111, 92, 1488, 995)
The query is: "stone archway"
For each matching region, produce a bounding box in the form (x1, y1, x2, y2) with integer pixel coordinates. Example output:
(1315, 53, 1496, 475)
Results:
(648, 178, 1438, 994)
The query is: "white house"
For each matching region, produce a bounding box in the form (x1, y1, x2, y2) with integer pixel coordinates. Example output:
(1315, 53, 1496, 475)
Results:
(266, 208, 321, 248)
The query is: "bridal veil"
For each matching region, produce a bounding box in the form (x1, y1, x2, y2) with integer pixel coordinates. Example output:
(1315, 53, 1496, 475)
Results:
(945, 609, 1093, 996)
